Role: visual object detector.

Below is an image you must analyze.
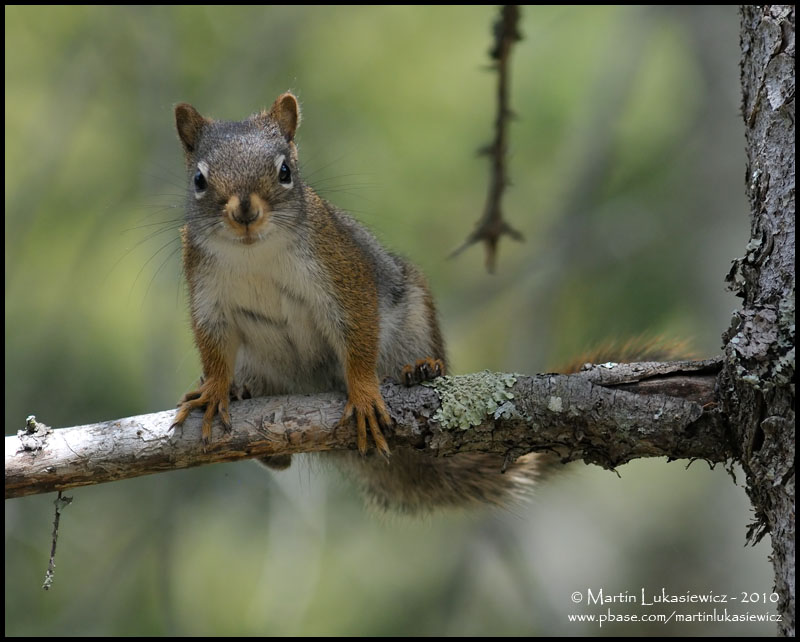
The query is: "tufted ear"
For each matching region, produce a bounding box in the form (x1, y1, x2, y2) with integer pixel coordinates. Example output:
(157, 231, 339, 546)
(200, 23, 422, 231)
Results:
(267, 92, 301, 142)
(175, 103, 208, 154)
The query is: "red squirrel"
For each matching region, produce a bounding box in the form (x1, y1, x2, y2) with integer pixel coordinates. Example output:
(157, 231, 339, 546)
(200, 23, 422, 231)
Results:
(171, 92, 684, 513)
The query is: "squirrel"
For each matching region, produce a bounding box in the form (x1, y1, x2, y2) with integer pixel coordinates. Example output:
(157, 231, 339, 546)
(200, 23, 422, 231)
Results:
(171, 92, 685, 514)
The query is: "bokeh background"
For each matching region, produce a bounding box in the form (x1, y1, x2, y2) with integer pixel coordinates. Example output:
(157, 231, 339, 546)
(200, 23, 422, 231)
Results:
(6, 5, 777, 636)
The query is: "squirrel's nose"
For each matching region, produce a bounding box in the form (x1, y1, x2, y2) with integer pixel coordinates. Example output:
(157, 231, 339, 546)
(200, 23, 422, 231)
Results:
(233, 198, 258, 225)
(226, 194, 261, 225)
(225, 193, 269, 227)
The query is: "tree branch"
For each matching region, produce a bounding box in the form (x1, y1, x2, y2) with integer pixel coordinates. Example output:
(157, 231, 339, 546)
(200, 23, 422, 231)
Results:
(5, 358, 730, 500)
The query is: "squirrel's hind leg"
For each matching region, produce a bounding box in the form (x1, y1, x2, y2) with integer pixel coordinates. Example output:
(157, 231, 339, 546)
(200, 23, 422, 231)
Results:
(401, 358, 446, 386)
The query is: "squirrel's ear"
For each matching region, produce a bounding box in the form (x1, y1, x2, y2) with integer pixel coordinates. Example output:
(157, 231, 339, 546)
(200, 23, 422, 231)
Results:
(267, 93, 301, 142)
(175, 103, 208, 154)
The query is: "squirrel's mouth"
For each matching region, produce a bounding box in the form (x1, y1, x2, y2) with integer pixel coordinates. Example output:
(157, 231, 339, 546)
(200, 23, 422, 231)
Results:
(212, 222, 269, 247)
(221, 220, 271, 246)
(224, 225, 267, 245)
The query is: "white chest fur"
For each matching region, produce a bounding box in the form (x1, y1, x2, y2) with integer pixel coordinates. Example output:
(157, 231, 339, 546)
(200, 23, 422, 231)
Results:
(193, 234, 344, 395)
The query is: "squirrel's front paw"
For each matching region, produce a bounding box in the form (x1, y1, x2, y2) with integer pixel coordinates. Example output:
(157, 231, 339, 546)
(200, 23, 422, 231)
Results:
(173, 377, 232, 446)
(337, 388, 392, 459)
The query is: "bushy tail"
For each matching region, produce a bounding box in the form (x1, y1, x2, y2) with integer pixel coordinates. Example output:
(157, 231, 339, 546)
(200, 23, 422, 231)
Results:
(331, 450, 550, 515)
(554, 336, 692, 375)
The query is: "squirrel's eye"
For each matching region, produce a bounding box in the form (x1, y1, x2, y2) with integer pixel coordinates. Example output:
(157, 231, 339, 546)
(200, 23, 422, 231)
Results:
(278, 161, 291, 185)
(194, 170, 207, 192)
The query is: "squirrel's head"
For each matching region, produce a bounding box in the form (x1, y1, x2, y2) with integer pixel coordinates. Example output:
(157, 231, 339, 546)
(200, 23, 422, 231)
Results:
(175, 92, 303, 246)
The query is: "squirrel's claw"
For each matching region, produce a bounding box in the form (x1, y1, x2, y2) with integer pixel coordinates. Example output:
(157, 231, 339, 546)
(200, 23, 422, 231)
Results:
(338, 396, 392, 461)
(173, 377, 232, 445)
(401, 357, 446, 386)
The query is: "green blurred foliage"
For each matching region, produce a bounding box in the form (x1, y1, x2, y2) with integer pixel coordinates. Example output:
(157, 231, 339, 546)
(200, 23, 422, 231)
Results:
(6, 5, 775, 636)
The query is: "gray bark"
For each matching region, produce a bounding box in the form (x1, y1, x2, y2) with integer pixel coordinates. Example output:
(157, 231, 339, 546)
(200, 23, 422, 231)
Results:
(5, 359, 727, 500)
(720, 5, 795, 636)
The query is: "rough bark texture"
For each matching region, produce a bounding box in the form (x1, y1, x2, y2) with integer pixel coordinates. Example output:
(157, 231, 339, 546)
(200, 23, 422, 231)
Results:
(5, 359, 729, 500)
(721, 5, 795, 636)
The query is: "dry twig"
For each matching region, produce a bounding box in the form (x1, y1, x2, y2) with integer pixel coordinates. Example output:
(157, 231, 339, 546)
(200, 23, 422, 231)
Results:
(450, 5, 524, 272)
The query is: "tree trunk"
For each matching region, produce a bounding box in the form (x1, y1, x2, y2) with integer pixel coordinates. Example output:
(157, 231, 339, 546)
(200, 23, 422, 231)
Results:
(720, 5, 795, 636)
